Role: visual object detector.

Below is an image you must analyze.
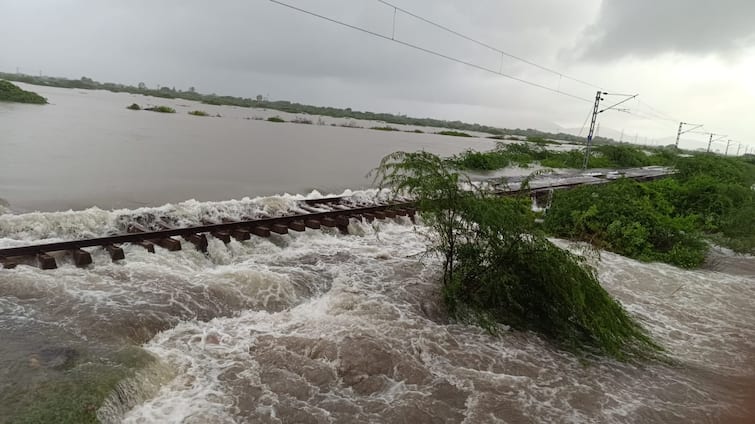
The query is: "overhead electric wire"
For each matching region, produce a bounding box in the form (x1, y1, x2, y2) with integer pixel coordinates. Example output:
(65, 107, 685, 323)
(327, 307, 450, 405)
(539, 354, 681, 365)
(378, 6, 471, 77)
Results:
(267, 0, 593, 103)
(376, 0, 604, 91)
(636, 99, 678, 122)
(268, 0, 738, 144)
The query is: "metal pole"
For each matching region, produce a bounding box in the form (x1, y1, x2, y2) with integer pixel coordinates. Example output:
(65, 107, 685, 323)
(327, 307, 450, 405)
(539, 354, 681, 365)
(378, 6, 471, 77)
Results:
(675, 122, 684, 148)
(725, 140, 732, 156)
(583, 91, 602, 169)
(707, 134, 713, 153)
(737, 143, 742, 156)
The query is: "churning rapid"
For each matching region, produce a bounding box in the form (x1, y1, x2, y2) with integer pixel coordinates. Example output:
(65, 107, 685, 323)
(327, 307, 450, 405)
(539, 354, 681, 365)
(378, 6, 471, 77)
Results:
(1, 190, 754, 423)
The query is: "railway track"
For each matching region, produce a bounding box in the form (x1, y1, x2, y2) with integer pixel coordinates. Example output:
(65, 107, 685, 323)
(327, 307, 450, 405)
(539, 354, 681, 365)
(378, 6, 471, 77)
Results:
(0, 169, 672, 270)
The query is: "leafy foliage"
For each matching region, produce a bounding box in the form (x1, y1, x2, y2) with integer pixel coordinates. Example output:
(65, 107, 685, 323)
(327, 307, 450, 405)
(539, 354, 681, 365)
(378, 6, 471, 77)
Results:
(372, 151, 662, 361)
(544, 154, 755, 259)
(188, 110, 208, 116)
(126, 103, 141, 110)
(452, 143, 680, 171)
(543, 179, 707, 268)
(0, 80, 47, 104)
(267, 116, 285, 123)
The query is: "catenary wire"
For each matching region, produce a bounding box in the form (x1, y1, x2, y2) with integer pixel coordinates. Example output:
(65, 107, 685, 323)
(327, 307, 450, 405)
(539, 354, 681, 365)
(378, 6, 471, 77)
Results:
(267, 0, 593, 103)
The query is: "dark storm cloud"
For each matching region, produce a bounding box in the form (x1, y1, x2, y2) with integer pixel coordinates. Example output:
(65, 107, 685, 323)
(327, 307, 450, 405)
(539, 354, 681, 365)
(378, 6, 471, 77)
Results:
(3, 0, 753, 144)
(579, 0, 755, 59)
(0, 0, 593, 100)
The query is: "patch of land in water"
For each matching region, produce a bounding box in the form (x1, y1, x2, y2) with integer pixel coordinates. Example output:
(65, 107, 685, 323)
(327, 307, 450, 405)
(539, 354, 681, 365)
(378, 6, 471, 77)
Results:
(0, 80, 47, 104)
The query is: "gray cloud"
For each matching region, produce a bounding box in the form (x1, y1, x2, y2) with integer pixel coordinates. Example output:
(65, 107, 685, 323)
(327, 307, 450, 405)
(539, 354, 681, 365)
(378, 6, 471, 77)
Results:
(579, 0, 755, 59)
(0, 0, 753, 145)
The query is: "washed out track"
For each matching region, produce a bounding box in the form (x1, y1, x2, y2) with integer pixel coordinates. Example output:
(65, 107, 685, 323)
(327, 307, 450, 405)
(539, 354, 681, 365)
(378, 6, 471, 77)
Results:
(0, 169, 671, 270)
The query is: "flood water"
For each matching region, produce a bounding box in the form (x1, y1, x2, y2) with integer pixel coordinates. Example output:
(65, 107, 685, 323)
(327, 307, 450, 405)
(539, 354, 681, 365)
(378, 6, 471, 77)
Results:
(0, 83, 493, 213)
(1, 85, 754, 423)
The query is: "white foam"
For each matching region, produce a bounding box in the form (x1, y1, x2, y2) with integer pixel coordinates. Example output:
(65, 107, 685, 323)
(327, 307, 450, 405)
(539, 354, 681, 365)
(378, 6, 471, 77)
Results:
(1, 195, 752, 423)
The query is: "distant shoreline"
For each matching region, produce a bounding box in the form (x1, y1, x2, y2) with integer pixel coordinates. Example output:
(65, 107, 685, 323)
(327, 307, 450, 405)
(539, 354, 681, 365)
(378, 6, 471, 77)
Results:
(0, 71, 616, 144)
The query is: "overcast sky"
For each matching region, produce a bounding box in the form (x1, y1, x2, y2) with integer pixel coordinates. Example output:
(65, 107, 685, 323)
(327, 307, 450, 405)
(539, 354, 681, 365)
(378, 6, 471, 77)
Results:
(1, 0, 754, 152)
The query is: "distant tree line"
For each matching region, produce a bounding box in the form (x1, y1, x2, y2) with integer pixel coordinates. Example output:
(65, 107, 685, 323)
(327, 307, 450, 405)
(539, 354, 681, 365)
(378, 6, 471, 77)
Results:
(0, 72, 618, 144)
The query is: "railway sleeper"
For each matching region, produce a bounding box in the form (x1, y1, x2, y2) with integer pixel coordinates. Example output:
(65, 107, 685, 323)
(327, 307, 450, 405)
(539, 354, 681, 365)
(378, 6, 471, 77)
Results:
(149, 237, 182, 251)
(183, 234, 209, 252)
(71, 249, 92, 267)
(37, 253, 57, 270)
(105, 244, 126, 261)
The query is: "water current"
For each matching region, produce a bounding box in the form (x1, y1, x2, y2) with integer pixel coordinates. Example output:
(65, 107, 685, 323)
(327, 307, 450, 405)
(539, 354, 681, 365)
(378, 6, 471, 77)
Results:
(1, 85, 754, 423)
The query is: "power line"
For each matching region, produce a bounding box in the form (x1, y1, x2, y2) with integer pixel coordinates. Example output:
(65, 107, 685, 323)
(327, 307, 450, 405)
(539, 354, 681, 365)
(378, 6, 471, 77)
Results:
(636, 99, 678, 122)
(267, 0, 593, 103)
(376, 0, 604, 91)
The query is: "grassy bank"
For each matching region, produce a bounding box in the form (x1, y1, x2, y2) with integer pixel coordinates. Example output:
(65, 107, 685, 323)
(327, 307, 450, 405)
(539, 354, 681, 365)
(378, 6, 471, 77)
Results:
(449, 143, 755, 263)
(0, 80, 47, 104)
(543, 154, 755, 264)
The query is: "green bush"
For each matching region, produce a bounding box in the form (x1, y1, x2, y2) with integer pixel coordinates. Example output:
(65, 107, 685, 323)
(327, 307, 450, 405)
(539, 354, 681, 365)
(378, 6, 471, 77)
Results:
(543, 179, 708, 268)
(126, 103, 141, 110)
(267, 116, 285, 123)
(188, 110, 208, 116)
(373, 151, 662, 360)
(452, 143, 678, 171)
(0, 80, 47, 104)
(145, 105, 175, 113)
(370, 126, 400, 131)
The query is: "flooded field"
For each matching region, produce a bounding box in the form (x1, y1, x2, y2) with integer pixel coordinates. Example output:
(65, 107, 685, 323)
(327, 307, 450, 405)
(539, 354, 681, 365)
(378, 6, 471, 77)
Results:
(1, 86, 754, 423)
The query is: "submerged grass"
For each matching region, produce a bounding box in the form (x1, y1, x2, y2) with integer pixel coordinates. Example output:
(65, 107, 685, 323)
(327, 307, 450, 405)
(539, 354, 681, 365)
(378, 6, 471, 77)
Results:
(145, 105, 176, 113)
(437, 130, 473, 137)
(188, 110, 209, 116)
(372, 151, 663, 361)
(5, 346, 156, 424)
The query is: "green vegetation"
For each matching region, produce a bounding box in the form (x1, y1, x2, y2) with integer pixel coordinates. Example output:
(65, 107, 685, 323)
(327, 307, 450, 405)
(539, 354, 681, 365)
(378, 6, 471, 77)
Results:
(543, 154, 755, 264)
(0, 80, 47, 104)
(5, 346, 156, 424)
(544, 179, 707, 268)
(451, 143, 754, 265)
(406, 129, 424, 134)
(451, 143, 678, 171)
(145, 105, 175, 113)
(370, 126, 400, 131)
(188, 110, 209, 116)
(437, 130, 473, 137)
(267, 116, 285, 123)
(372, 151, 662, 360)
(0, 72, 619, 143)
(126, 103, 141, 110)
